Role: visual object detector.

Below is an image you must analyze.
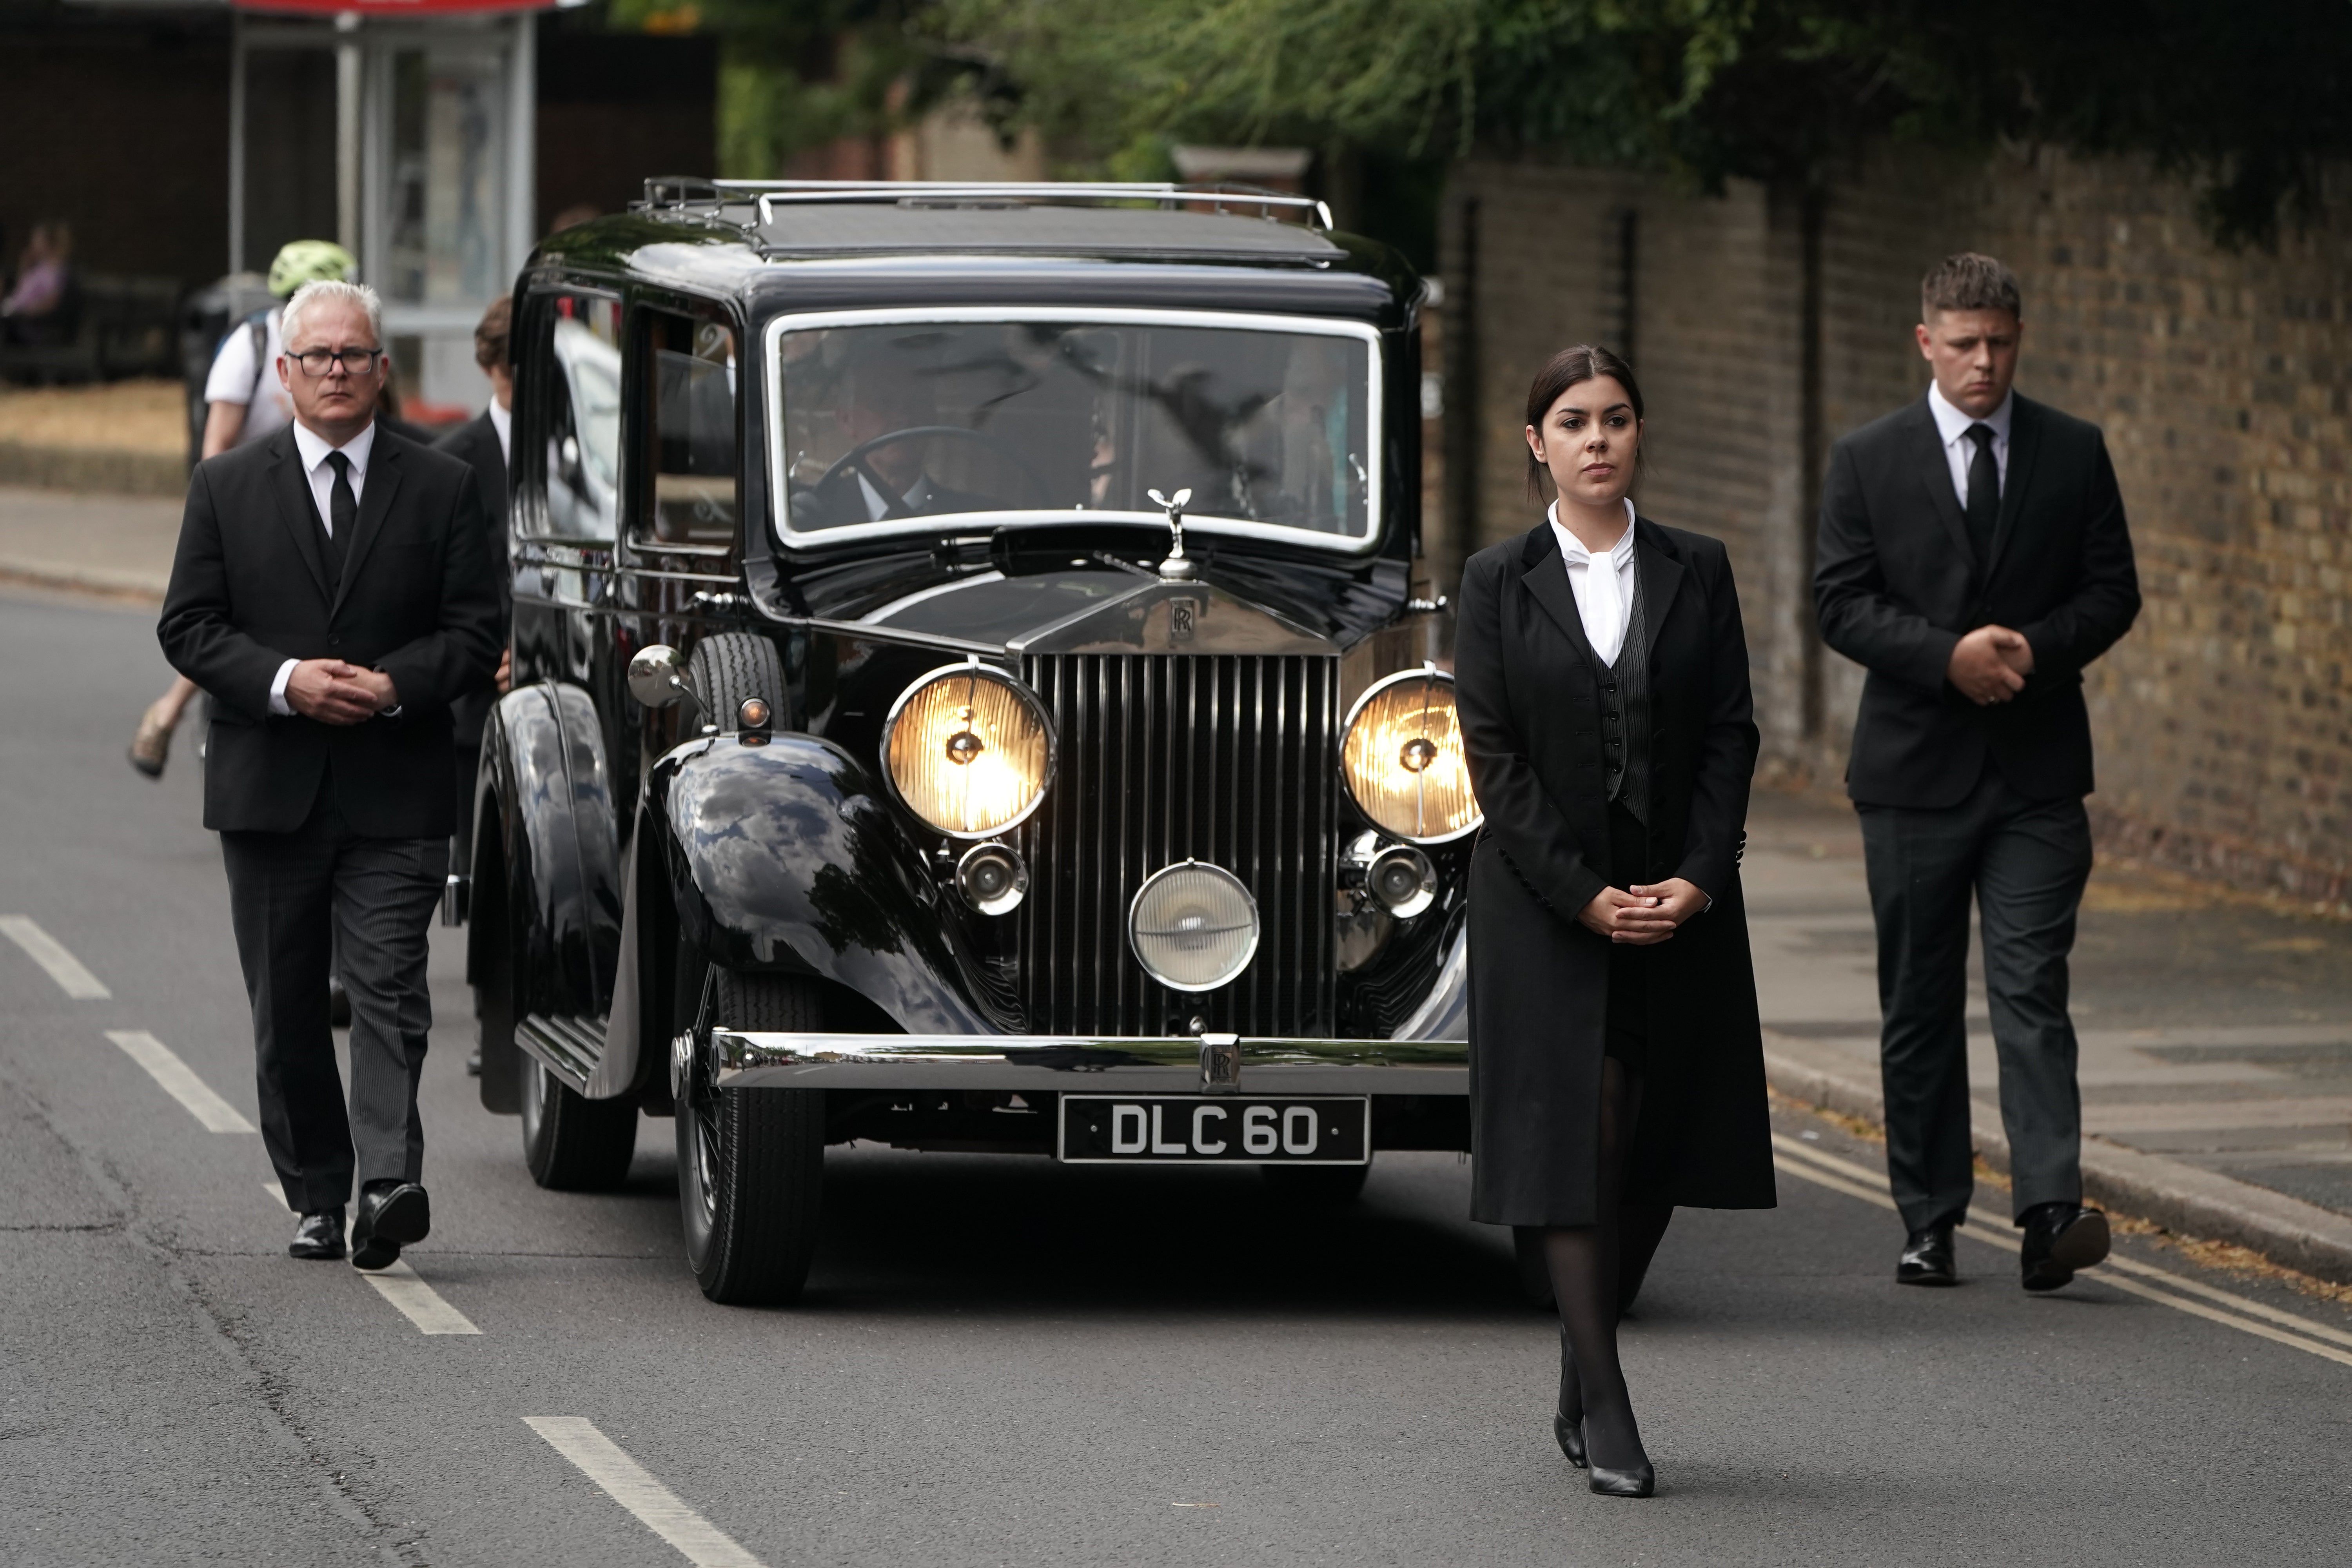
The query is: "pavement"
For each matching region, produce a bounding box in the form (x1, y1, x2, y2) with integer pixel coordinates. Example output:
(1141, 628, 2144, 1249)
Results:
(1744, 793, 2352, 1281)
(5, 510, 2352, 1563)
(0, 484, 182, 599)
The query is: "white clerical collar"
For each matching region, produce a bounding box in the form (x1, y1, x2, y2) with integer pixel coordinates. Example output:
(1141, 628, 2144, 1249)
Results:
(1928, 382, 2013, 446)
(1548, 497, 1638, 565)
(292, 417, 376, 478)
(857, 469, 932, 521)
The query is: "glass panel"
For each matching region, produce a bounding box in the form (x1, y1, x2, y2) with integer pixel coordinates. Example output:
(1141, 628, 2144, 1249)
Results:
(542, 295, 621, 541)
(776, 319, 1372, 543)
(384, 48, 506, 307)
(640, 316, 739, 547)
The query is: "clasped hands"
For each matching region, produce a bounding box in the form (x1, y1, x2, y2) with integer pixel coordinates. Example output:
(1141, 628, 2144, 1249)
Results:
(1947, 624, 2035, 705)
(286, 659, 399, 725)
(1579, 878, 1708, 946)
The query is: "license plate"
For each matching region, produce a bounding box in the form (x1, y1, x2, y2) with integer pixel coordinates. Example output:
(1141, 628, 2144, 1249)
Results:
(1057, 1095, 1369, 1165)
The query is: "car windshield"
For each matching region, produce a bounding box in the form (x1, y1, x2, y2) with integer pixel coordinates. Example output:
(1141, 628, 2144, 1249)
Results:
(771, 311, 1378, 549)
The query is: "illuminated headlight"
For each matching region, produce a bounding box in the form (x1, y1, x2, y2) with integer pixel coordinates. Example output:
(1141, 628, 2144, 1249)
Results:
(1339, 665, 1481, 843)
(881, 660, 1056, 839)
(1129, 861, 1260, 993)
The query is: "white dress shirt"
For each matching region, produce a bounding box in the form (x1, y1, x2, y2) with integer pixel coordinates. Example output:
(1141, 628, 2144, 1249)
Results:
(487, 396, 512, 466)
(269, 419, 378, 717)
(1927, 382, 2012, 510)
(1547, 497, 1639, 665)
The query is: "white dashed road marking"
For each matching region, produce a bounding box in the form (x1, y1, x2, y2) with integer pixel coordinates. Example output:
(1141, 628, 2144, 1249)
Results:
(360, 1262, 482, 1335)
(524, 1417, 766, 1568)
(262, 1182, 480, 1334)
(1, 915, 111, 998)
(1771, 1132, 2352, 1368)
(108, 1029, 254, 1132)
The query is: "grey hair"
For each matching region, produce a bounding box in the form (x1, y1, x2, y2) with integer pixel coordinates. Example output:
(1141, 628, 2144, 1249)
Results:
(280, 279, 385, 349)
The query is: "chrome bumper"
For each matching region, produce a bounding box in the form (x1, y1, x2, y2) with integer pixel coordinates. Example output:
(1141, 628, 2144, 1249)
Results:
(712, 1031, 1469, 1096)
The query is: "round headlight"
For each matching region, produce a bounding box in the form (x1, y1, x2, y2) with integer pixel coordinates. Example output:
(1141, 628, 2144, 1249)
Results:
(1339, 665, 1481, 843)
(1129, 861, 1260, 993)
(882, 660, 1056, 839)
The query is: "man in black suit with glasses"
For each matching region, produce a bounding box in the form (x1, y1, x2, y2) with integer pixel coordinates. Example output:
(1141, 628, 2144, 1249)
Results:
(1815, 253, 2141, 1292)
(160, 279, 499, 1270)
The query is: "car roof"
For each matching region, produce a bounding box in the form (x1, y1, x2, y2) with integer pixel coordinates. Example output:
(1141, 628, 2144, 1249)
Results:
(748, 201, 1346, 263)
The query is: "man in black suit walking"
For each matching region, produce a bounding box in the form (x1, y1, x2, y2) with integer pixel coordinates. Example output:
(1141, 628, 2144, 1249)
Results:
(435, 296, 514, 1079)
(160, 279, 499, 1269)
(434, 294, 514, 866)
(1815, 253, 2141, 1292)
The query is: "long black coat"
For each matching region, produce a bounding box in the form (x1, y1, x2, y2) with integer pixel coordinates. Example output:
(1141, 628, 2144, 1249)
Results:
(1813, 393, 2140, 808)
(158, 423, 501, 838)
(1454, 517, 1776, 1227)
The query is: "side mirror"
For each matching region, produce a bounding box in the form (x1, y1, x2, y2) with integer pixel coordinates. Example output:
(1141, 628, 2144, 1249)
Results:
(627, 644, 698, 712)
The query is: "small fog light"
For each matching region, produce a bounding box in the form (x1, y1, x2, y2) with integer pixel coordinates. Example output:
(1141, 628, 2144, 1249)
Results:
(955, 841, 1029, 916)
(737, 695, 772, 745)
(1367, 844, 1437, 919)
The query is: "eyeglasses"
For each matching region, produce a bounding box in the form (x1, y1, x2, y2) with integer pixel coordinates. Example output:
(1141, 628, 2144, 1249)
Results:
(289, 347, 384, 376)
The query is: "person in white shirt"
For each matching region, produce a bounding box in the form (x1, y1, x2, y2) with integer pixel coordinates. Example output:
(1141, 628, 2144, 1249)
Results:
(131, 240, 358, 779)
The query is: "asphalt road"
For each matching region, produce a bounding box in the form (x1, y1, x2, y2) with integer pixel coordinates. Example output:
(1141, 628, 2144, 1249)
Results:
(5, 587, 2350, 1567)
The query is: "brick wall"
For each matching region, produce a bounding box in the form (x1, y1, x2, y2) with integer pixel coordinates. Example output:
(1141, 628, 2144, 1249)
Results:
(1438, 146, 2352, 906)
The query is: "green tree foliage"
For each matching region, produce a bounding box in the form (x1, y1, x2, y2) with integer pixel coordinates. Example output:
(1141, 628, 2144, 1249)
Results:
(943, 0, 2352, 246)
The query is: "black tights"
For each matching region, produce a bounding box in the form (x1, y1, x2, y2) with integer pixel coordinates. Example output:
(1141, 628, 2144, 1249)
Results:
(1544, 1057, 1653, 1470)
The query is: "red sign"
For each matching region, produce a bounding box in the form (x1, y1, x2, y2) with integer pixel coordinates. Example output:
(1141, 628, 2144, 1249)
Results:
(232, 0, 556, 14)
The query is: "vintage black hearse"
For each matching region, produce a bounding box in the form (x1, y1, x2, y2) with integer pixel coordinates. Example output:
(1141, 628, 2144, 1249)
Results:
(466, 179, 1479, 1303)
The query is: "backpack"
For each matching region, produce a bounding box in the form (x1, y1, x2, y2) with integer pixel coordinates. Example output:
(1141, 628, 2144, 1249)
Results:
(179, 274, 275, 467)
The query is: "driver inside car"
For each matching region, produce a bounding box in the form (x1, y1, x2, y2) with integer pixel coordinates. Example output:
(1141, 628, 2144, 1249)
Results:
(790, 353, 1003, 528)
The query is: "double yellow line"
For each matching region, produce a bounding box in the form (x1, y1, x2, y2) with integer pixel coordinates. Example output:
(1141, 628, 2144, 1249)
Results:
(1770, 1132, 2352, 1368)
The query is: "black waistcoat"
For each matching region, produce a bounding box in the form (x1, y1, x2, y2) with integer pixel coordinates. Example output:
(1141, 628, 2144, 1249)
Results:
(1599, 564, 1653, 827)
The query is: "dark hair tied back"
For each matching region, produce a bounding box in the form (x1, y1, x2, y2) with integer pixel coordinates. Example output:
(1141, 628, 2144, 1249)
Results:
(1524, 344, 1644, 499)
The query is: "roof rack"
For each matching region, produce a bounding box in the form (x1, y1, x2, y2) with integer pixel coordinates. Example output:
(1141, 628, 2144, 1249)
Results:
(633, 177, 1335, 233)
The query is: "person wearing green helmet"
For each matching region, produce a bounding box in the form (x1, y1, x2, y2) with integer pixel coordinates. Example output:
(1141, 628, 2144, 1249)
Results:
(131, 240, 358, 780)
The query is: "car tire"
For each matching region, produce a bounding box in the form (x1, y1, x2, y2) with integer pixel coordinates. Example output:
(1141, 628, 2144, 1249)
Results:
(687, 631, 783, 732)
(677, 968, 825, 1306)
(520, 1051, 639, 1191)
(1258, 1159, 1371, 1202)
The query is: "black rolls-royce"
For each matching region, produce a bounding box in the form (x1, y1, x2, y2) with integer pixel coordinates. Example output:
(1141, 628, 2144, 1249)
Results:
(465, 179, 1478, 1304)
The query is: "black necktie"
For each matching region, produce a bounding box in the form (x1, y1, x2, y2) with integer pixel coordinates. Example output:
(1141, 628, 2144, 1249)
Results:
(323, 450, 355, 591)
(1963, 423, 1998, 564)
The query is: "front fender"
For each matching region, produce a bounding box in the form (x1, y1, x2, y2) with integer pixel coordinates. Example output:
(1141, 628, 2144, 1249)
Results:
(481, 681, 623, 1024)
(652, 735, 1014, 1035)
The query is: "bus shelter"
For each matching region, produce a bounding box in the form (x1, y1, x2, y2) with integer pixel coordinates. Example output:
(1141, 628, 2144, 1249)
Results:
(231, 0, 561, 416)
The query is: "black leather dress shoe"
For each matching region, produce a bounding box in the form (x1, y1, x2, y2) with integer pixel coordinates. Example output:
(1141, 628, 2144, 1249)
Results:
(350, 1181, 430, 1271)
(289, 1209, 345, 1260)
(2020, 1202, 2110, 1292)
(1582, 1423, 1655, 1498)
(1898, 1224, 1957, 1286)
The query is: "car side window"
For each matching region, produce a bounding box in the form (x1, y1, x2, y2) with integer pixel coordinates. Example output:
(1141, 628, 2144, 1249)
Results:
(519, 289, 622, 542)
(632, 308, 739, 553)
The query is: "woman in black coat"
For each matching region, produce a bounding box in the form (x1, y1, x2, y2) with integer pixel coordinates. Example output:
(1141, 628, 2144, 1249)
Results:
(1455, 345, 1775, 1497)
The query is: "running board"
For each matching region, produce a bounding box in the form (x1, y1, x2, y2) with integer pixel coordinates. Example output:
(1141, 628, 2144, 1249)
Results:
(517, 1013, 607, 1095)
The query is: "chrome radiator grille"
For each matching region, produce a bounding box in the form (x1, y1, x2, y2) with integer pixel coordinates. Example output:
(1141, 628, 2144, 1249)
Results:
(1015, 653, 1339, 1037)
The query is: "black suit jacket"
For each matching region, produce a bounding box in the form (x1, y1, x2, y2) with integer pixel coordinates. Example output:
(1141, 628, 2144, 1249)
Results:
(1813, 392, 2140, 808)
(158, 423, 501, 837)
(432, 410, 512, 747)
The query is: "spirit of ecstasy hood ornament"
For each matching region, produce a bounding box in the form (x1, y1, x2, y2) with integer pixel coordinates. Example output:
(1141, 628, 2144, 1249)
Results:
(1147, 487, 1196, 581)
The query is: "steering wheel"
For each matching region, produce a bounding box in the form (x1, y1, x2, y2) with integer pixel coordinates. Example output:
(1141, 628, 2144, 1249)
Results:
(815, 425, 1049, 518)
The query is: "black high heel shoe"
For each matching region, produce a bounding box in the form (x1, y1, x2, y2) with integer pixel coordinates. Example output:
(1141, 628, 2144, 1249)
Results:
(1553, 1326, 1586, 1467)
(1583, 1420, 1655, 1498)
(1553, 1409, 1587, 1468)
